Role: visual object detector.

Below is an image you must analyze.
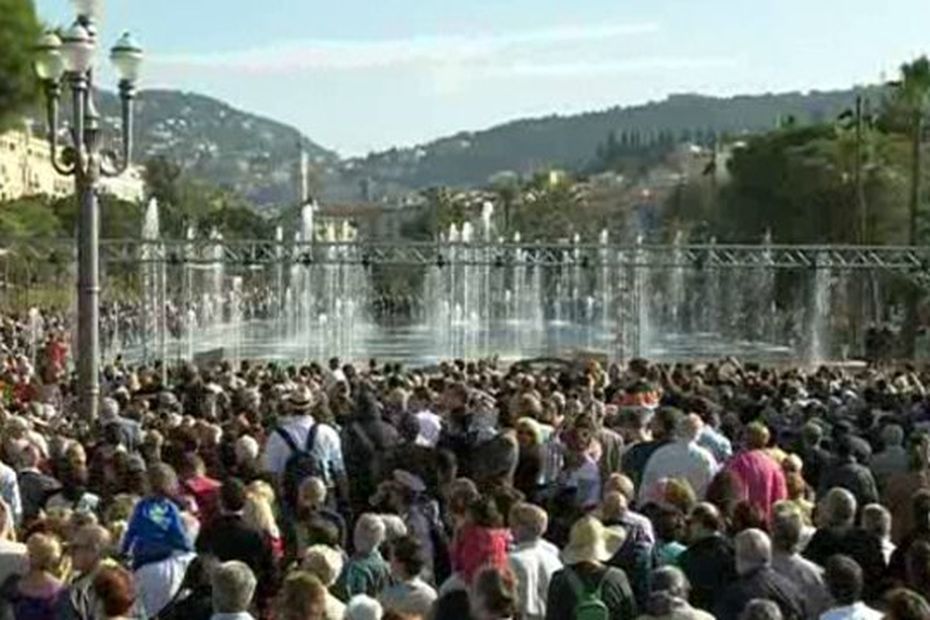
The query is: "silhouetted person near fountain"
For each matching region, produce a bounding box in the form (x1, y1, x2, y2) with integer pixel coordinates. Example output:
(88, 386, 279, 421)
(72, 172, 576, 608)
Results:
(342, 390, 399, 516)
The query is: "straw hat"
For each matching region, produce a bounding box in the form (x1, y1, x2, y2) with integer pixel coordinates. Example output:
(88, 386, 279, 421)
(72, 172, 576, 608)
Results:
(561, 515, 625, 565)
(284, 387, 314, 413)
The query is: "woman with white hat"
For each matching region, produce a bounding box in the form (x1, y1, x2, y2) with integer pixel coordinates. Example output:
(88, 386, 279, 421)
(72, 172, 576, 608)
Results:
(545, 515, 638, 620)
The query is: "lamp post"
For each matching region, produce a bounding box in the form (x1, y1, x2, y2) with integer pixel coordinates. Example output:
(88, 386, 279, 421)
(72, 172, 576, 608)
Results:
(33, 0, 142, 419)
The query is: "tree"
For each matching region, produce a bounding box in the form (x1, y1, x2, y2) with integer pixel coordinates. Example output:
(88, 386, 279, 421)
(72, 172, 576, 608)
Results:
(889, 56, 930, 356)
(890, 57, 930, 245)
(0, 0, 40, 129)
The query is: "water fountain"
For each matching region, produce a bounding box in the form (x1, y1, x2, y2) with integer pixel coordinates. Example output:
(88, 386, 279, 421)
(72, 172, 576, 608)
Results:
(113, 220, 824, 366)
(140, 198, 166, 366)
(809, 253, 831, 364)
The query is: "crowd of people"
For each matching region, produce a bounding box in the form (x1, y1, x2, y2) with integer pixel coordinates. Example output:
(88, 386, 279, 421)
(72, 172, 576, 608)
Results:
(0, 309, 928, 620)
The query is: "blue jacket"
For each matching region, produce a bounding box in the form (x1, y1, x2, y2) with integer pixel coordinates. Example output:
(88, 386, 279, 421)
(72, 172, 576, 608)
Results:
(121, 496, 192, 569)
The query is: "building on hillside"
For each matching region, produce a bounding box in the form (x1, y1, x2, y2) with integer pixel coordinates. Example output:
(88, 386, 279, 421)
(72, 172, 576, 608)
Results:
(317, 195, 430, 241)
(0, 127, 144, 203)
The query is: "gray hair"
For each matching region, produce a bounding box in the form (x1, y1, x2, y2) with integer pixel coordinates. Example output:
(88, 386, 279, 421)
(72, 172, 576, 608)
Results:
(734, 529, 771, 576)
(881, 424, 904, 447)
(861, 504, 892, 538)
(345, 595, 383, 620)
(651, 566, 690, 598)
(771, 502, 804, 553)
(675, 414, 703, 442)
(234, 435, 259, 463)
(739, 599, 783, 620)
(211, 560, 256, 614)
(353, 513, 386, 554)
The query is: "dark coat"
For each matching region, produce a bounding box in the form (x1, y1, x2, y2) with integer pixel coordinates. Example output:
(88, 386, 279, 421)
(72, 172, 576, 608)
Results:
(678, 534, 737, 612)
(17, 470, 60, 522)
(195, 514, 276, 602)
(714, 566, 807, 620)
(803, 526, 885, 601)
(818, 460, 880, 508)
(545, 562, 638, 620)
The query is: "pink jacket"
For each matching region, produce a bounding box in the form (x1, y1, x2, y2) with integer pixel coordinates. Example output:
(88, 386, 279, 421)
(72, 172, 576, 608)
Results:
(723, 449, 787, 519)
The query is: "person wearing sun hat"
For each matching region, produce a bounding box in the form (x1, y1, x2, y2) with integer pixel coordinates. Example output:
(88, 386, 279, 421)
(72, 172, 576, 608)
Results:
(545, 515, 638, 620)
(261, 385, 346, 507)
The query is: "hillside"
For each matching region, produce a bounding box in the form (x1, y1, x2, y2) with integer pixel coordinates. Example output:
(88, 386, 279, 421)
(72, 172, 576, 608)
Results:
(47, 89, 337, 207)
(27, 86, 884, 205)
(339, 88, 881, 196)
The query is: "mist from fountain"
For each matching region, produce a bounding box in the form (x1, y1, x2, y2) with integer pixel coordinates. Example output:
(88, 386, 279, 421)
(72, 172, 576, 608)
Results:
(809, 254, 832, 364)
(669, 230, 685, 332)
(116, 216, 822, 366)
(141, 198, 165, 364)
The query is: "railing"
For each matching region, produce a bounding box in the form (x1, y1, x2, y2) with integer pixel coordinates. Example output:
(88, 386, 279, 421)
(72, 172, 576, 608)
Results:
(2, 238, 929, 272)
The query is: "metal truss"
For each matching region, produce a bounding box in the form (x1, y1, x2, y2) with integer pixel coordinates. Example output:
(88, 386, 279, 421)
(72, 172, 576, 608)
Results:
(4, 238, 930, 273)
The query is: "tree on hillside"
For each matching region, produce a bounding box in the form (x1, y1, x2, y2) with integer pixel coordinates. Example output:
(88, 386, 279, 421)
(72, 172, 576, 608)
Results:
(0, 0, 40, 130)
(143, 155, 268, 238)
(888, 56, 930, 355)
(889, 57, 930, 245)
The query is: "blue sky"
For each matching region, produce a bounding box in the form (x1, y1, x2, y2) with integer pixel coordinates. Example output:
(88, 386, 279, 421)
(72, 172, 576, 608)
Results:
(35, 0, 930, 156)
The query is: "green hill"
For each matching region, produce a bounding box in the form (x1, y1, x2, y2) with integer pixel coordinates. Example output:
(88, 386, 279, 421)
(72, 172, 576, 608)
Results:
(339, 88, 881, 195)
(40, 89, 337, 207)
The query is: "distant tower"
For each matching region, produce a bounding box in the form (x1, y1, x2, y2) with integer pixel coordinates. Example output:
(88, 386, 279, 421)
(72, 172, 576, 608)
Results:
(296, 139, 311, 205)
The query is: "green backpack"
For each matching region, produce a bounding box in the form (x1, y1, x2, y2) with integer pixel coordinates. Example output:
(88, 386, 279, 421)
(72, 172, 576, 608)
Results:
(565, 567, 610, 620)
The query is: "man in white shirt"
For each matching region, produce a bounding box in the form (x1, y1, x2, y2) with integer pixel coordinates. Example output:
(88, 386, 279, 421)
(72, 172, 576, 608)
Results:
(507, 502, 562, 620)
(820, 555, 883, 620)
(261, 387, 346, 502)
(410, 386, 442, 448)
(639, 414, 718, 503)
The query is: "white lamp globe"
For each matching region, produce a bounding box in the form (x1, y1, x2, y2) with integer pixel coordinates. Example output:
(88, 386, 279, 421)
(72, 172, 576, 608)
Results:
(110, 32, 143, 83)
(60, 21, 96, 75)
(34, 32, 65, 82)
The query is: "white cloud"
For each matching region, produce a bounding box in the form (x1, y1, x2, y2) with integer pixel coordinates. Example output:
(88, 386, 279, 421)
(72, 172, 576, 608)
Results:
(484, 57, 743, 78)
(151, 22, 661, 73)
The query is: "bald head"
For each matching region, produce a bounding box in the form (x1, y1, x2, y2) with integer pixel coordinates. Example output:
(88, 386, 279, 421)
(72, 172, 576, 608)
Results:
(734, 529, 772, 575)
(820, 487, 857, 528)
(676, 414, 704, 442)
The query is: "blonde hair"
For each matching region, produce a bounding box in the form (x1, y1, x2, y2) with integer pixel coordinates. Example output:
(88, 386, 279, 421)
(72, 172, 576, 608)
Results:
(105, 494, 138, 526)
(243, 485, 280, 540)
(26, 533, 62, 573)
(509, 502, 548, 539)
(515, 417, 543, 446)
(302, 544, 344, 587)
(277, 571, 327, 620)
(108, 520, 128, 552)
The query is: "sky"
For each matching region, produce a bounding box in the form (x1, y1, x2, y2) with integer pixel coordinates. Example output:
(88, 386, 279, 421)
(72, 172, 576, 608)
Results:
(34, 0, 930, 156)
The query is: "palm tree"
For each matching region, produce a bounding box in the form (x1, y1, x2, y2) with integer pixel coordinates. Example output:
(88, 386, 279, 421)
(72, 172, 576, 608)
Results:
(893, 57, 930, 244)
(891, 56, 930, 355)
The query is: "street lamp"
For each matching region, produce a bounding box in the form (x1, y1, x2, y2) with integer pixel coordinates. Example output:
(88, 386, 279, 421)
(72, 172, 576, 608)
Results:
(34, 6, 142, 419)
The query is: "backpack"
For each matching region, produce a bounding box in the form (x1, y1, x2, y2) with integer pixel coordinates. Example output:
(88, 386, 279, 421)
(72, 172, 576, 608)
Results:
(565, 567, 609, 620)
(277, 425, 325, 511)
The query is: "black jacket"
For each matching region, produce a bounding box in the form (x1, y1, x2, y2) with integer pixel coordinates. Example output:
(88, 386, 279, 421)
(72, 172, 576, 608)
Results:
(818, 460, 880, 508)
(678, 534, 737, 612)
(17, 469, 60, 522)
(803, 526, 885, 601)
(714, 566, 807, 620)
(195, 514, 276, 601)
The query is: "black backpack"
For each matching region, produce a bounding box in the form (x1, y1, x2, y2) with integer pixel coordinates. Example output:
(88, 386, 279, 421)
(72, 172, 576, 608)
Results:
(277, 425, 325, 510)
